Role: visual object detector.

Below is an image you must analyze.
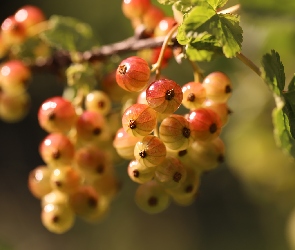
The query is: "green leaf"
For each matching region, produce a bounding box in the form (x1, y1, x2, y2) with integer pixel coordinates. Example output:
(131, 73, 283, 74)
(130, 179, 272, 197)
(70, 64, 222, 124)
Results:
(288, 74, 295, 91)
(40, 15, 99, 52)
(186, 44, 215, 61)
(207, 0, 228, 9)
(261, 50, 285, 96)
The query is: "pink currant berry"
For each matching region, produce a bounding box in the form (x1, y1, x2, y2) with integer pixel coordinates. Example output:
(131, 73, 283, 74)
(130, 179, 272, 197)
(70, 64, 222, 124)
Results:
(50, 166, 82, 194)
(76, 110, 106, 143)
(1, 16, 26, 45)
(38, 96, 77, 134)
(122, 103, 157, 137)
(182, 81, 206, 110)
(146, 78, 183, 114)
(0, 91, 31, 123)
(134, 135, 167, 168)
(116, 56, 151, 92)
(202, 71, 232, 103)
(39, 133, 75, 167)
(154, 17, 177, 37)
(85, 90, 112, 116)
(14, 5, 46, 30)
(135, 180, 171, 214)
(159, 114, 193, 151)
(113, 127, 140, 159)
(122, 0, 151, 20)
(0, 60, 31, 94)
(187, 107, 222, 141)
(127, 160, 155, 184)
(202, 99, 231, 126)
(28, 165, 52, 199)
(154, 156, 187, 189)
(142, 5, 165, 33)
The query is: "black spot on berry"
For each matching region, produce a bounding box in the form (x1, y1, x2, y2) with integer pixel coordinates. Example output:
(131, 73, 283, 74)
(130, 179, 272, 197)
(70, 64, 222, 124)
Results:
(173, 172, 182, 183)
(129, 119, 136, 129)
(148, 196, 158, 206)
(182, 127, 191, 138)
(187, 93, 195, 102)
(165, 89, 175, 100)
(209, 123, 217, 134)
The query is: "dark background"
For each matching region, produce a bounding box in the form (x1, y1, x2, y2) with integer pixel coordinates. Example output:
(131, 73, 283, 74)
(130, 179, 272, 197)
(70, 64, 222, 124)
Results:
(1, 1, 295, 250)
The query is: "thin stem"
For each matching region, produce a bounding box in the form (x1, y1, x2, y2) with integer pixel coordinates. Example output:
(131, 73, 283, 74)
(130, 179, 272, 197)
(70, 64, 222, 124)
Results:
(188, 60, 204, 82)
(236, 52, 261, 77)
(151, 24, 179, 75)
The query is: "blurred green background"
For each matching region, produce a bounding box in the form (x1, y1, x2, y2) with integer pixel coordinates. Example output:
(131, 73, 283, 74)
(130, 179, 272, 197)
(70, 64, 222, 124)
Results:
(1, 0, 295, 249)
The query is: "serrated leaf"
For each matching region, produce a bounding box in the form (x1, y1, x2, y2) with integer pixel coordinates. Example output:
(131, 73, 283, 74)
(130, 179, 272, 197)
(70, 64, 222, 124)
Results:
(261, 50, 285, 96)
(207, 0, 228, 9)
(186, 44, 215, 61)
(288, 74, 295, 91)
(40, 15, 99, 52)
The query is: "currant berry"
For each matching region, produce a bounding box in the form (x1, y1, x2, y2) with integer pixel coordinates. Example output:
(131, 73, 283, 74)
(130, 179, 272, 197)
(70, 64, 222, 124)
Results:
(203, 99, 231, 126)
(146, 78, 183, 114)
(122, 103, 157, 137)
(154, 156, 187, 189)
(134, 135, 166, 168)
(41, 203, 75, 234)
(159, 114, 193, 151)
(135, 180, 171, 214)
(182, 81, 206, 110)
(116, 56, 151, 92)
(0, 60, 31, 94)
(122, 0, 151, 20)
(166, 167, 200, 201)
(14, 5, 46, 30)
(28, 165, 52, 199)
(38, 96, 77, 134)
(50, 166, 82, 194)
(42, 190, 69, 208)
(39, 133, 75, 167)
(202, 71, 232, 103)
(1, 16, 26, 45)
(142, 5, 165, 33)
(75, 145, 110, 175)
(76, 110, 106, 143)
(187, 107, 222, 141)
(127, 160, 155, 184)
(85, 90, 111, 116)
(154, 17, 177, 37)
(0, 92, 31, 123)
(113, 127, 140, 159)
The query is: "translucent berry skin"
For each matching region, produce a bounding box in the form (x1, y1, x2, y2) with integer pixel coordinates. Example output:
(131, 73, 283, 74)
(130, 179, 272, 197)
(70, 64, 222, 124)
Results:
(116, 56, 151, 92)
(122, 104, 157, 137)
(113, 127, 140, 159)
(50, 166, 82, 194)
(1, 16, 26, 45)
(85, 90, 111, 116)
(187, 108, 222, 141)
(203, 100, 231, 126)
(76, 110, 106, 142)
(14, 5, 46, 29)
(135, 180, 171, 214)
(202, 71, 232, 103)
(122, 0, 151, 19)
(134, 135, 167, 168)
(41, 203, 75, 234)
(39, 133, 75, 167)
(159, 114, 193, 151)
(28, 165, 52, 199)
(38, 96, 77, 134)
(154, 17, 177, 37)
(0, 60, 31, 94)
(127, 160, 155, 184)
(42, 190, 68, 208)
(75, 145, 110, 175)
(146, 78, 183, 114)
(142, 5, 165, 32)
(182, 82, 206, 110)
(154, 156, 187, 189)
(0, 92, 31, 123)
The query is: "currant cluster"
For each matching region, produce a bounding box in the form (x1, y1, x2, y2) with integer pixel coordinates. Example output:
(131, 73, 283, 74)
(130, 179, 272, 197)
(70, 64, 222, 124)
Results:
(28, 93, 121, 234)
(113, 55, 232, 213)
(122, 0, 177, 66)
